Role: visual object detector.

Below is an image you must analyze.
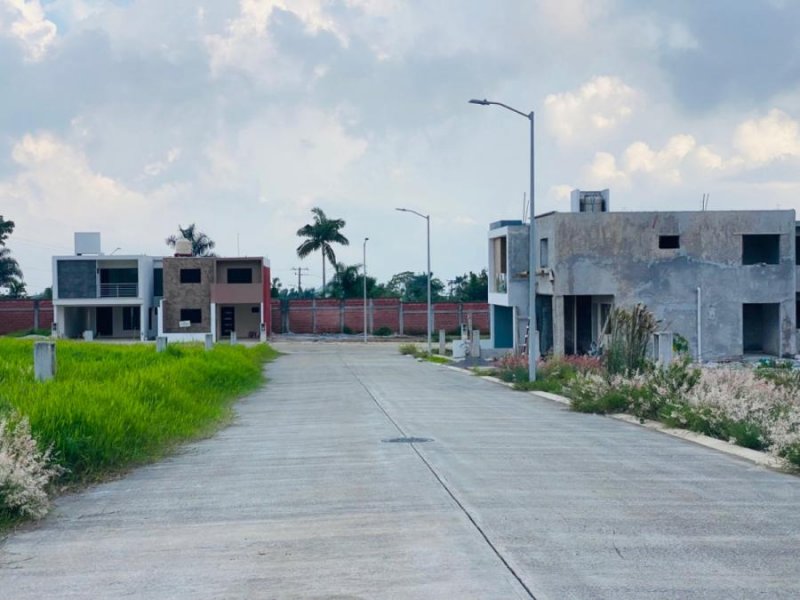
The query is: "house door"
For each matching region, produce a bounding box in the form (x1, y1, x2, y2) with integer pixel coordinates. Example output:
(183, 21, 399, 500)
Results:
(221, 306, 235, 337)
(96, 307, 113, 337)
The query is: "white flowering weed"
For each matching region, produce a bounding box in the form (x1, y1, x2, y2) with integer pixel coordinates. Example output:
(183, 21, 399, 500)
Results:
(0, 412, 63, 519)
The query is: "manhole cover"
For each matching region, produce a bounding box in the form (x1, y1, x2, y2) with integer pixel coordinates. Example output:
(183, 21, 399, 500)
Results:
(382, 436, 433, 444)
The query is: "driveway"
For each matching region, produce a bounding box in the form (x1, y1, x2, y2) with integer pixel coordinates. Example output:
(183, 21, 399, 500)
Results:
(2, 341, 799, 599)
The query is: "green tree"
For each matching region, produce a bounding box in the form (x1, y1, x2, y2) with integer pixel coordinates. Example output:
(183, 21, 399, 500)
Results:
(296, 207, 349, 295)
(386, 271, 445, 302)
(5, 279, 27, 298)
(326, 262, 382, 299)
(165, 223, 216, 257)
(0, 215, 24, 294)
(450, 269, 488, 302)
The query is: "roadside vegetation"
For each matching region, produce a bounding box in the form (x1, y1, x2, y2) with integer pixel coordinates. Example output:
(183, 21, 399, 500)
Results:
(0, 339, 277, 528)
(478, 305, 800, 468)
(399, 343, 450, 364)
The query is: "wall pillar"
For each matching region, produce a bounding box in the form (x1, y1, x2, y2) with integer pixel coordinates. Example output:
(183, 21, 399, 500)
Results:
(553, 295, 565, 356)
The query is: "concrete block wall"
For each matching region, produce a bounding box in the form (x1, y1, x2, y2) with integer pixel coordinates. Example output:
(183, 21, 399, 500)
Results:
(268, 298, 490, 335)
(0, 300, 54, 335)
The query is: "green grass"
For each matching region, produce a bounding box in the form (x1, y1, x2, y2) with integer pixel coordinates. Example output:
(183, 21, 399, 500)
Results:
(423, 354, 451, 365)
(4, 328, 52, 337)
(0, 339, 278, 486)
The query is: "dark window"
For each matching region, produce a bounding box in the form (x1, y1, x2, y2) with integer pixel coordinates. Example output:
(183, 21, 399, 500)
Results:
(154, 268, 163, 296)
(743, 234, 780, 265)
(659, 235, 680, 249)
(227, 268, 253, 284)
(122, 307, 140, 330)
(251, 306, 260, 313)
(540, 238, 549, 268)
(180, 268, 201, 283)
(795, 237, 800, 266)
(100, 268, 137, 284)
(180, 308, 202, 323)
(796, 294, 800, 328)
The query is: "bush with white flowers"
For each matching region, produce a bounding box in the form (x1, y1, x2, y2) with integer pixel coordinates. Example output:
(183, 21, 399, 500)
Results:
(0, 412, 63, 520)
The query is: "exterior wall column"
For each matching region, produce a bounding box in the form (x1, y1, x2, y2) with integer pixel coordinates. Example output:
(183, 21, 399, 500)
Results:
(210, 302, 217, 342)
(553, 295, 565, 356)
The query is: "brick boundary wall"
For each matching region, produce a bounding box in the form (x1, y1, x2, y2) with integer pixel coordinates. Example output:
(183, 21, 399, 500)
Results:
(270, 298, 489, 336)
(0, 299, 54, 335)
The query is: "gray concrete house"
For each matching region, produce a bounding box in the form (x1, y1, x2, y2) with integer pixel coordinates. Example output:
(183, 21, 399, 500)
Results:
(489, 191, 798, 361)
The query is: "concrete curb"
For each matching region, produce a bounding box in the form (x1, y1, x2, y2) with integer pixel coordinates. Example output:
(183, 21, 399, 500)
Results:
(467, 373, 791, 472)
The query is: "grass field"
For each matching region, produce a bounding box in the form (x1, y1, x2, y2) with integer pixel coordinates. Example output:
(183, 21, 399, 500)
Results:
(0, 339, 278, 487)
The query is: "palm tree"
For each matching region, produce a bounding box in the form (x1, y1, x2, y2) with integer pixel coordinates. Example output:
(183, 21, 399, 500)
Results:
(0, 246, 23, 290)
(296, 207, 349, 294)
(166, 223, 216, 257)
(328, 262, 362, 299)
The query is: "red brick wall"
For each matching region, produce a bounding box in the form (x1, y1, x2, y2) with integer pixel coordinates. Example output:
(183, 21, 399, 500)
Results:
(269, 298, 489, 335)
(0, 300, 54, 335)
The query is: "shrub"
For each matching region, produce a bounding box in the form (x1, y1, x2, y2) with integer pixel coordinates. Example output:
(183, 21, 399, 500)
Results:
(604, 304, 658, 376)
(374, 326, 393, 336)
(342, 325, 354, 335)
(399, 343, 420, 356)
(0, 412, 64, 520)
(497, 353, 529, 383)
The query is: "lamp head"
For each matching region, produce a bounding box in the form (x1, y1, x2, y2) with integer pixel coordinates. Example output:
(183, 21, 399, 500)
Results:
(469, 99, 489, 105)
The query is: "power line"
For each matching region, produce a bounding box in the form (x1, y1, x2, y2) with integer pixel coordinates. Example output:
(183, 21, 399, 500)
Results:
(291, 267, 310, 291)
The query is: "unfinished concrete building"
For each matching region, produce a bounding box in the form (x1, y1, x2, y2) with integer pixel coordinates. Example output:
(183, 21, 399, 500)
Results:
(488, 191, 798, 360)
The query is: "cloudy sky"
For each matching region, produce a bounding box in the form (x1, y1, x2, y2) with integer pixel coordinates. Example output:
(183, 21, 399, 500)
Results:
(2, 0, 800, 294)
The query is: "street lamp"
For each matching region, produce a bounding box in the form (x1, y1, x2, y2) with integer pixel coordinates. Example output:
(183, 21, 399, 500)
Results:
(395, 207, 432, 354)
(469, 98, 538, 381)
(363, 237, 369, 343)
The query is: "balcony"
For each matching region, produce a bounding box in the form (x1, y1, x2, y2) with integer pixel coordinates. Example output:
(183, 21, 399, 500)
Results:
(99, 283, 138, 298)
(211, 283, 262, 304)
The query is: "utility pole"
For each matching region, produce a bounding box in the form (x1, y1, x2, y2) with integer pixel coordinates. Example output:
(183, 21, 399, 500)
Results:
(291, 267, 309, 292)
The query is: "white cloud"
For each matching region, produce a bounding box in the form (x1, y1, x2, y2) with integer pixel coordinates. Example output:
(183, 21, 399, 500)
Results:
(586, 152, 629, 188)
(538, 0, 609, 36)
(0, 0, 57, 60)
(205, 0, 345, 77)
(143, 147, 182, 177)
(0, 132, 150, 225)
(623, 134, 696, 183)
(733, 109, 800, 165)
(544, 76, 639, 143)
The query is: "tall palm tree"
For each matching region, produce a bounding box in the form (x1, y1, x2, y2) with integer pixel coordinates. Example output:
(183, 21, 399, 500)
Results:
(166, 223, 216, 257)
(0, 246, 22, 290)
(296, 207, 349, 294)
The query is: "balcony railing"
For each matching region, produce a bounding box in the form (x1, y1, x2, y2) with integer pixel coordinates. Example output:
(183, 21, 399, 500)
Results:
(99, 283, 138, 298)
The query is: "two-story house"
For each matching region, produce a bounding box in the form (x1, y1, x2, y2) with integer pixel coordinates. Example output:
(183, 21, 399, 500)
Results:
(52, 233, 271, 343)
(52, 233, 156, 341)
(489, 191, 798, 361)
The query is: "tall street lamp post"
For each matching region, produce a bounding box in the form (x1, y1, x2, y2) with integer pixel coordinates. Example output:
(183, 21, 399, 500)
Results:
(469, 98, 537, 381)
(363, 237, 369, 343)
(395, 208, 432, 354)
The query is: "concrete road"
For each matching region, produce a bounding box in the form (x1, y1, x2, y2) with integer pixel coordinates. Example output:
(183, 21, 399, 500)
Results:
(2, 342, 799, 599)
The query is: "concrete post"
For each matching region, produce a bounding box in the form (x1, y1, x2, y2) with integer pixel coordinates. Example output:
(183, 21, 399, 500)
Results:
(34, 342, 56, 382)
(156, 336, 168, 352)
(204, 333, 213, 351)
(369, 299, 374, 335)
(654, 332, 674, 367)
(230, 331, 237, 345)
(471, 329, 481, 358)
(398, 302, 404, 336)
(312, 298, 317, 334)
(439, 329, 446, 355)
(33, 299, 40, 331)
